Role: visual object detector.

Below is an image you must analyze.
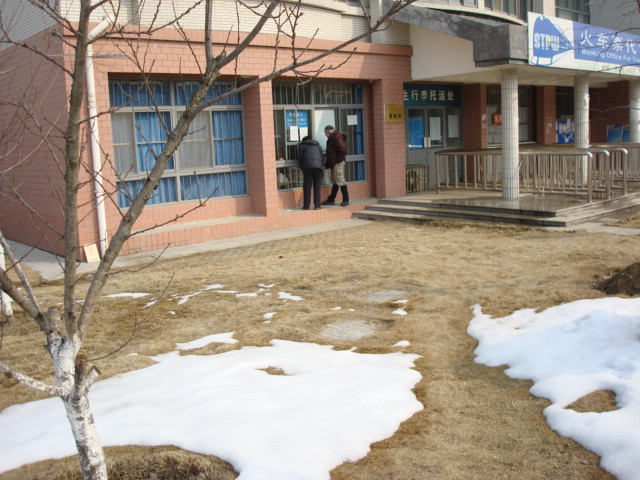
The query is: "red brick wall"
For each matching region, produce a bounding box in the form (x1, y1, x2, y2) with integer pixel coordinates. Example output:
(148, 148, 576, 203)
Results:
(462, 84, 487, 150)
(372, 78, 407, 198)
(0, 30, 69, 255)
(535, 86, 557, 145)
(1, 23, 412, 259)
(590, 81, 629, 143)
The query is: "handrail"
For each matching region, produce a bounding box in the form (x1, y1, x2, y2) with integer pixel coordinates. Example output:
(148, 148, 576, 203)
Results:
(434, 145, 630, 202)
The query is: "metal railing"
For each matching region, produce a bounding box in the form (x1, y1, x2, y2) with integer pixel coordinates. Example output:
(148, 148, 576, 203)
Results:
(434, 145, 631, 202)
(406, 164, 428, 193)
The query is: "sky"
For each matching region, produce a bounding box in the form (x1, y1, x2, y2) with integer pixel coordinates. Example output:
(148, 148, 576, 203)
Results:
(0, 284, 639, 479)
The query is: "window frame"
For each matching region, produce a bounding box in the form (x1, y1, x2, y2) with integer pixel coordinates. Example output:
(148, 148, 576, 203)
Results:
(272, 81, 367, 190)
(484, 0, 530, 20)
(486, 85, 533, 145)
(556, 0, 589, 24)
(110, 79, 248, 208)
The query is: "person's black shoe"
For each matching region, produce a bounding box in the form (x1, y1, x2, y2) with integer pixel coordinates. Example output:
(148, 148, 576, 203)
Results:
(314, 206, 321, 210)
(321, 200, 335, 206)
(340, 201, 349, 207)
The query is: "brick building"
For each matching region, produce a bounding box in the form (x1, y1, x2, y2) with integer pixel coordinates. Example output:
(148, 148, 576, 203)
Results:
(1, 0, 639, 260)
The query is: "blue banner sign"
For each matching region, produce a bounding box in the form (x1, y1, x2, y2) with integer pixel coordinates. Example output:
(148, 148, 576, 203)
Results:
(403, 84, 461, 107)
(528, 13, 640, 76)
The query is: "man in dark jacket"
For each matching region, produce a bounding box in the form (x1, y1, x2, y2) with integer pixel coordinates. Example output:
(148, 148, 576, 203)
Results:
(297, 135, 324, 210)
(322, 125, 349, 206)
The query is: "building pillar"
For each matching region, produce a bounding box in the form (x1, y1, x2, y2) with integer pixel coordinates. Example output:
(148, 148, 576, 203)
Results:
(630, 79, 640, 143)
(371, 78, 406, 198)
(501, 68, 519, 199)
(574, 74, 590, 148)
(243, 79, 279, 216)
(574, 74, 590, 184)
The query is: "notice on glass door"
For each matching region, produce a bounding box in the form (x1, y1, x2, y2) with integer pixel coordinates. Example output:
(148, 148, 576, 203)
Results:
(448, 115, 459, 138)
(429, 117, 442, 141)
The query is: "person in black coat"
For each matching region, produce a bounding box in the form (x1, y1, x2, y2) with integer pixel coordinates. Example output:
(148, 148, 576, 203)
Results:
(297, 135, 324, 210)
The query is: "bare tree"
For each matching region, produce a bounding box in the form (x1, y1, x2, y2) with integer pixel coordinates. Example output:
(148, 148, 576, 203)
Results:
(0, 0, 414, 478)
(0, 241, 12, 320)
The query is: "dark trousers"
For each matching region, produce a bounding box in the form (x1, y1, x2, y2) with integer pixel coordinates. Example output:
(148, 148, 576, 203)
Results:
(303, 168, 323, 209)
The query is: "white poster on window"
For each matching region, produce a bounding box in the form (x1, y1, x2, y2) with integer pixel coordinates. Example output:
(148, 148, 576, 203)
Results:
(299, 127, 309, 139)
(447, 115, 460, 138)
(289, 126, 300, 142)
(313, 109, 336, 151)
(429, 117, 442, 141)
(347, 115, 358, 126)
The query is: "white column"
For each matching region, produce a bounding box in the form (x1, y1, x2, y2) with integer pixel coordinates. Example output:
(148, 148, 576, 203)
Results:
(574, 74, 590, 184)
(501, 69, 519, 199)
(630, 80, 640, 143)
(574, 74, 590, 148)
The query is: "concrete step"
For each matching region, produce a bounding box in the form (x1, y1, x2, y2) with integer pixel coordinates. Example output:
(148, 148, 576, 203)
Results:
(353, 195, 640, 228)
(354, 204, 571, 226)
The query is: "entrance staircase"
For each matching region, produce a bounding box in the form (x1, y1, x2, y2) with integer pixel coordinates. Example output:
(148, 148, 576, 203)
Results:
(352, 192, 640, 228)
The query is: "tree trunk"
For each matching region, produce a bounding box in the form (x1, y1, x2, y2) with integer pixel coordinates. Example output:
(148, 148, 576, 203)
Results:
(50, 336, 107, 480)
(0, 242, 13, 320)
(62, 386, 107, 480)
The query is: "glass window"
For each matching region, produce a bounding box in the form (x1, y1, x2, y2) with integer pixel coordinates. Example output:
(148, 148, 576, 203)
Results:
(212, 110, 245, 166)
(556, 0, 589, 23)
(110, 79, 247, 208)
(556, 86, 574, 118)
(273, 82, 366, 190)
(446, 107, 462, 147)
(486, 85, 532, 145)
(485, 0, 529, 20)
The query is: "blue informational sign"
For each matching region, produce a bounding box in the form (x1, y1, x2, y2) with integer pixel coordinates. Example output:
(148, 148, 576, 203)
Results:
(606, 124, 631, 143)
(403, 84, 461, 107)
(556, 119, 575, 144)
(296, 110, 308, 128)
(285, 110, 309, 128)
(528, 13, 640, 76)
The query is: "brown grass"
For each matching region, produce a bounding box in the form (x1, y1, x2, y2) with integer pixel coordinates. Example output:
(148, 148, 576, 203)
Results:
(3, 219, 637, 479)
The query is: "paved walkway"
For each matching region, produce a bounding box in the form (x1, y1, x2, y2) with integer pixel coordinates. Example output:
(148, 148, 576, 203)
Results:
(7, 219, 372, 282)
(6, 213, 640, 282)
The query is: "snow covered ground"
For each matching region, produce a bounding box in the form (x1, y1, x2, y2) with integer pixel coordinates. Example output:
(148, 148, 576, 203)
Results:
(468, 297, 640, 480)
(1, 284, 639, 479)
(0, 285, 422, 479)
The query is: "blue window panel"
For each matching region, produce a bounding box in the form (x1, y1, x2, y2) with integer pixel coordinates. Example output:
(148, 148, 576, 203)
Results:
(134, 111, 174, 171)
(353, 84, 363, 104)
(117, 177, 177, 208)
(109, 80, 170, 107)
(353, 160, 365, 181)
(175, 82, 242, 106)
(180, 172, 247, 200)
(353, 110, 364, 155)
(212, 111, 245, 166)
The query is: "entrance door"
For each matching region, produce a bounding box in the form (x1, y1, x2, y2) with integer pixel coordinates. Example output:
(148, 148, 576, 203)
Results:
(406, 107, 445, 191)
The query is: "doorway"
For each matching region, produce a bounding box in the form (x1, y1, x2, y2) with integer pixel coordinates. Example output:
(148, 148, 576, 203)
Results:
(406, 107, 445, 192)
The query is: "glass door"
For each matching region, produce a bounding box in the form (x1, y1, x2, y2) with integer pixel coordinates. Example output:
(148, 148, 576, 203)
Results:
(406, 107, 445, 191)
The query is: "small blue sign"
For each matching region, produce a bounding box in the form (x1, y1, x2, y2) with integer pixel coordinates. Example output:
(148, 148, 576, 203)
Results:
(557, 119, 574, 144)
(606, 124, 630, 143)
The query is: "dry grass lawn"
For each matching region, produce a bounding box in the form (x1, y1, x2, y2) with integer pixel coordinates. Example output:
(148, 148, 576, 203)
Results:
(2, 217, 639, 479)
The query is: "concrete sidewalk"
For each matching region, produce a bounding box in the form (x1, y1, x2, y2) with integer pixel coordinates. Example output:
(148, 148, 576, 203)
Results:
(7, 219, 372, 282)
(7, 215, 640, 282)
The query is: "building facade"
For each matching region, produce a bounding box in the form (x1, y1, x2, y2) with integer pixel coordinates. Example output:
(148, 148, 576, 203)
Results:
(1, 0, 639, 259)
